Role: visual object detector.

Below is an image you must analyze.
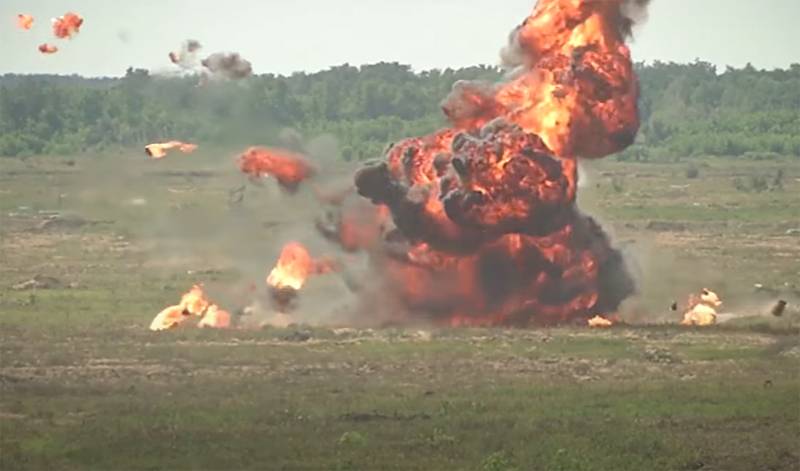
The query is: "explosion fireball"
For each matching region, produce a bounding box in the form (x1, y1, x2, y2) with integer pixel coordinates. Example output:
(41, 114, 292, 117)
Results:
(354, 0, 647, 326)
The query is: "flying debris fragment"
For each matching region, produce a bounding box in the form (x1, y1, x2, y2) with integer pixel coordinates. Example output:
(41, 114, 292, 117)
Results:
(52, 12, 83, 39)
(38, 44, 59, 55)
(771, 300, 787, 317)
(237, 147, 315, 192)
(17, 14, 34, 30)
(145, 141, 198, 159)
(201, 52, 253, 81)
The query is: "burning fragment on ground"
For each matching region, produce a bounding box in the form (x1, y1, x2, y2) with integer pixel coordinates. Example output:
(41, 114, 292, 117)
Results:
(38, 44, 59, 55)
(52, 12, 83, 39)
(149, 284, 231, 331)
(350, 0, 647, 327)
(587, 315, 614, 328)
(237, 147, 315, 192)
(17, 14, 34, 30)
(145, 141, 198, 159)
(681, 288, 722, 326)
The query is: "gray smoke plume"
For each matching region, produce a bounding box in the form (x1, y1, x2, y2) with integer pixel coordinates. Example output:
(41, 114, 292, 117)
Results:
(169, 39, 203, 70)
(201, 52, 253, 81)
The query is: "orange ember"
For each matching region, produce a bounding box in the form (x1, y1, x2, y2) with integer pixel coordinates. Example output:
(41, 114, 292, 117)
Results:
(237, 147, 315, 192)
(38, 44, 59, 55)
(354, 0, 644, 326)
(267, 242, 336, 291)
(17, 14, 34, 30)
(145, 141, 198, 159)
(52, 12, 83, 39)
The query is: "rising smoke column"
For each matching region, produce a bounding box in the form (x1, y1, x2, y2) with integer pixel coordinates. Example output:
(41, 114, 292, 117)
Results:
(354, 0, 648, 326)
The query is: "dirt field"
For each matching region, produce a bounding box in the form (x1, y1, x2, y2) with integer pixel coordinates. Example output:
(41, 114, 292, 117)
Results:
(1, 151, 798, 470)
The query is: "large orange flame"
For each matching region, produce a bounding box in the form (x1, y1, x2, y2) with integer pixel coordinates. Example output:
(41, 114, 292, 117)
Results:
(52, 12, 83, 39)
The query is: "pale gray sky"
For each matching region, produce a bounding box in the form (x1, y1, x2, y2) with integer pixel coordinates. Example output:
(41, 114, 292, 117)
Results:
(1, 0, 798, 77)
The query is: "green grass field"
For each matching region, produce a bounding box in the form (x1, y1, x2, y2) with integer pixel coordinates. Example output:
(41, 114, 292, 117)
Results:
(1, 152, 799, 470)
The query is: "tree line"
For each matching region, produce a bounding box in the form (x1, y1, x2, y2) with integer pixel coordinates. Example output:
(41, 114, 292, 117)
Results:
(1, 61, 799, 160)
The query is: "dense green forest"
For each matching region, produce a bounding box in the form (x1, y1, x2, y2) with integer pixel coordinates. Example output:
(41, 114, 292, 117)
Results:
(1, 61, 799, 160)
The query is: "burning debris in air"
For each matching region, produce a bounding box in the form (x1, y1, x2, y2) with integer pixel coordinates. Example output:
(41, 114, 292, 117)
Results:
(352, 0, 646, 326)
(38, 44, 59, 55)
(145, 141, 198, 159)
(237, 147, 316, 192)
(17, 14, 34, 30)
(52, 12, 83, 39)
(150, 285, 231, 331)
(169, 39, 203, 69)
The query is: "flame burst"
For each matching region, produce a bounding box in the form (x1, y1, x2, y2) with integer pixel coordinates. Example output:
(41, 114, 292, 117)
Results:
(149, 284, 230, 331)
(238, 147, 315, 192)
(266, 242, 337, 291)
(17, 14, 34, 30)
(145, 141, 198, 159)
(681, 288, 722, 326)
(354, 0, 645, 326)
(52, 12, 83, 39)
(38, 44, 59, 55)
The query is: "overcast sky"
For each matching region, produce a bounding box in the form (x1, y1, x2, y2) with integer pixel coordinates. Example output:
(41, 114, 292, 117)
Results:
(1, 0, 798, 77)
